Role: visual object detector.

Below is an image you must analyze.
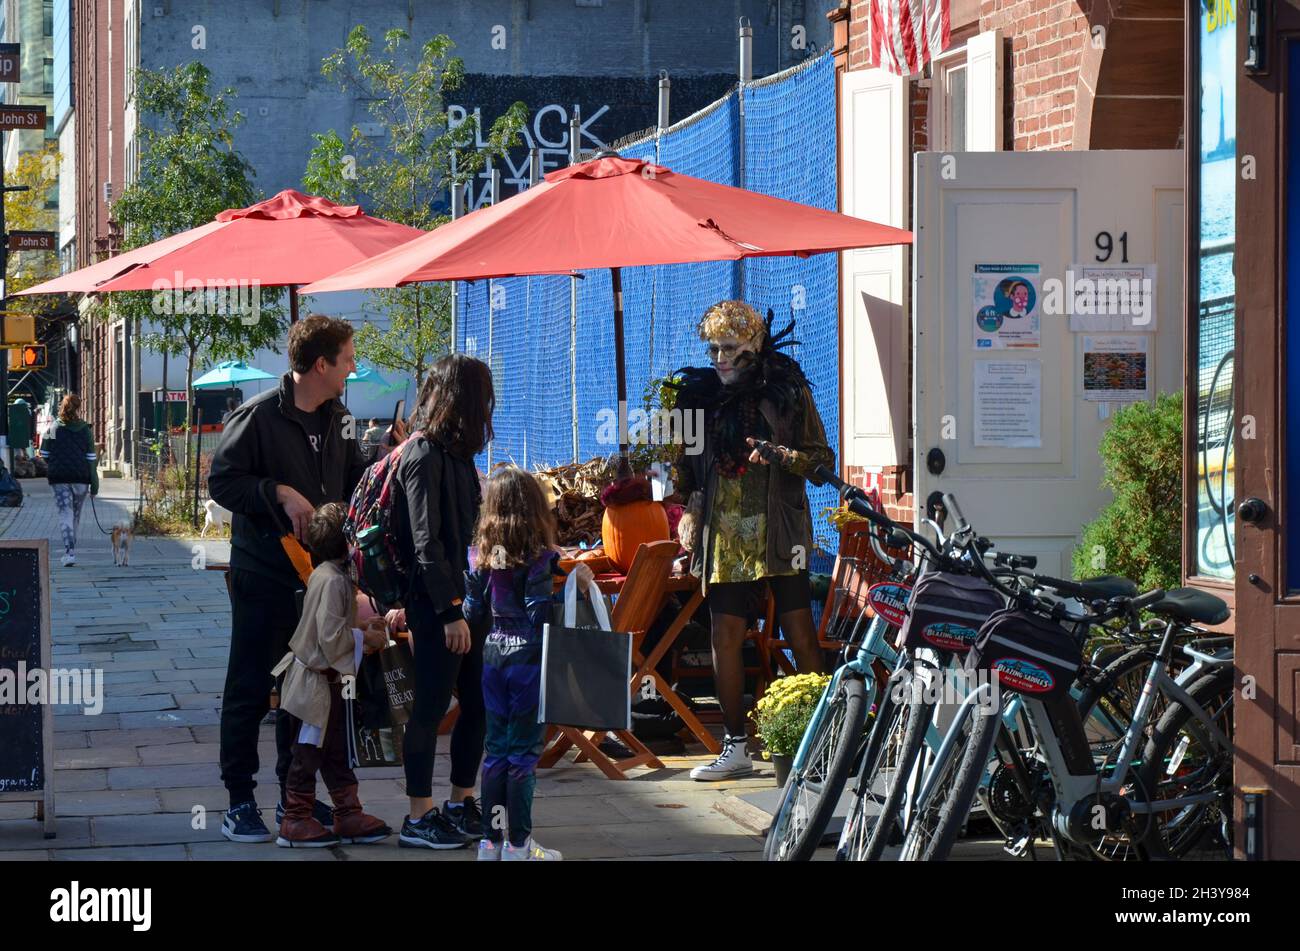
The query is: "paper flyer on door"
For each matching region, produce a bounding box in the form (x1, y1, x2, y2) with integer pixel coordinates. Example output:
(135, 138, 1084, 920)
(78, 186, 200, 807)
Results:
(973, 359, 1042, 448)
(1065, 264, 1158, 332)
(972, 263, 1041, 349)
(1082, 335, 1149, 402)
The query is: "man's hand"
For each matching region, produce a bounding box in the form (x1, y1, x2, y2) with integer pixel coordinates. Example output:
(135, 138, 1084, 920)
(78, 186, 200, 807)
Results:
(362, 618, 389, 653)
(385, 608, 407, 633)
(275, 484, 314, 542)
(444, 617, 471, 655)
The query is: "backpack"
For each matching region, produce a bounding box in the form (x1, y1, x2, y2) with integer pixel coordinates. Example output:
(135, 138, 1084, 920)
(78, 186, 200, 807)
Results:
(344, 436, 416, 604)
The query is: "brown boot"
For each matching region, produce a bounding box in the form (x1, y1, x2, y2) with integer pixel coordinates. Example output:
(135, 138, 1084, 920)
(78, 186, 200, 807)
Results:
(277, 786, 340, 848)
(329, 784, 391, 844)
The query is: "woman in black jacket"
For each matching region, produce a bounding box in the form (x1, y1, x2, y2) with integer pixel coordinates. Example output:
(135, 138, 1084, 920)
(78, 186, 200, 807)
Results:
(386, 354, 494, 850)
(40, 394, 99, 567)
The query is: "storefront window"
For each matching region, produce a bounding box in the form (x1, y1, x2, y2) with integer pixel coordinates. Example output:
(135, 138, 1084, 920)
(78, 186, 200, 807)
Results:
(1193, 0, 1235, 580)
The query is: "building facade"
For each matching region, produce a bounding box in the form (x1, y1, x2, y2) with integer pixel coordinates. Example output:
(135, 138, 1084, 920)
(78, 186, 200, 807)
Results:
(65, 0, 839, 470)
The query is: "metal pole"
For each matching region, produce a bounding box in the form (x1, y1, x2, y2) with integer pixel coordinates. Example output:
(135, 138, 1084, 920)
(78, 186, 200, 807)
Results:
(569, 108, 581, 462)
(612, 266, 629, 477)
(737, 17, 752, 300)
(192, 407, 203, 529)
(0, 128, 9, 472)
(449, 180, 465, 353)
(657, 70, 671, 133)
(486, 167, 501, 470)
(289, 285, 300, 324)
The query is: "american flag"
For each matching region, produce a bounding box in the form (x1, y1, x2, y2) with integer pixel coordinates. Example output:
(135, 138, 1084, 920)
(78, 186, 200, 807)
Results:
(866, 0, 952, 77)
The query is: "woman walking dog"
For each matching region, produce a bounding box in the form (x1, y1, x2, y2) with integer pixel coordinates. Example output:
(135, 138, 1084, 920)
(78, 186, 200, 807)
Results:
(40, 394, 99, 567)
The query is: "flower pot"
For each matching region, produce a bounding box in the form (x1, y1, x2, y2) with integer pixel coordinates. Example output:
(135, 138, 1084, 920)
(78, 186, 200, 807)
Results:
(771, 753, 793, 787)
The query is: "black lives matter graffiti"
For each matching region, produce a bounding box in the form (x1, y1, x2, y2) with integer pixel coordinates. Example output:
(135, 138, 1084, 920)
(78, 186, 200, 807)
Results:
(447, 73, 735, 208)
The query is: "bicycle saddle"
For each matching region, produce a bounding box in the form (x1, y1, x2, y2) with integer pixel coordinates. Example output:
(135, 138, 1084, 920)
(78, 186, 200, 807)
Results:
(1077, 575, 1139, 600)
(1148, 588, 1231, 626)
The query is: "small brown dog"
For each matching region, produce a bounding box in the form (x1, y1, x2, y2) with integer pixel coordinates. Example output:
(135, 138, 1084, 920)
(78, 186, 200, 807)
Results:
(111, 521, 134, 566)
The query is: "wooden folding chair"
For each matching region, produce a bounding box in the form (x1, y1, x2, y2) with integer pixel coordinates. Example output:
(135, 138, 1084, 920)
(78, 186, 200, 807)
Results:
(539, 540, 706, 778)
(754, 519, 911, 694)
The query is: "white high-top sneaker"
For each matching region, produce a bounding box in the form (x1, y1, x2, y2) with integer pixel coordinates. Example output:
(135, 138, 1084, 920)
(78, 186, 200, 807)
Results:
(689, 734, 753, 781)
(502, 837, 563, 861)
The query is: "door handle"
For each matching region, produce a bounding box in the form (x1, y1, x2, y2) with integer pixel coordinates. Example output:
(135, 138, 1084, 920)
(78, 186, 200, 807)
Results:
(1238, 497, 1268, 524)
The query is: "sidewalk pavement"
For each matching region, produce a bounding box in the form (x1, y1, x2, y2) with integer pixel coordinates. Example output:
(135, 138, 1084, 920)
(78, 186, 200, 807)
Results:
(0, 477, 1012, 861)
(0, 477, 778, 861)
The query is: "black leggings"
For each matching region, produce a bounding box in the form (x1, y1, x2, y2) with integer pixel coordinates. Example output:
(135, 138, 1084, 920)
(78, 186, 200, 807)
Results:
(402, 590, 487, 798)
(707, 571, 813, 621)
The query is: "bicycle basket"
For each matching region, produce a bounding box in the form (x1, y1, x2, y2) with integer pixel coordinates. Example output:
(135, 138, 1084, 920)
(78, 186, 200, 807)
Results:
(897, 571, 1003, 656)
(966, 608, 1082, 700)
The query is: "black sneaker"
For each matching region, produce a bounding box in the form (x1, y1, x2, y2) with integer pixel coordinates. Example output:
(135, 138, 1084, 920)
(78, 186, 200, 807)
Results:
(222, 801, 272, 843)
(398, 808, 472, 850)
(276, 798, 334, 830)
(443, 797, 483, 837)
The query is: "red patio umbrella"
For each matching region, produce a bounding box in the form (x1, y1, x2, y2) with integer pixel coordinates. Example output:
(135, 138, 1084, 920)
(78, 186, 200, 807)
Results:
(19, 190, 425, 322)
(303, 154, 914, 460)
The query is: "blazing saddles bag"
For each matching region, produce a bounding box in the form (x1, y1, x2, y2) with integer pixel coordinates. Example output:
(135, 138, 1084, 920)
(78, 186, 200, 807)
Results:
(540, 571, 632, 732)
(896, 571, 1004, 656)
(965, 608, 1082, 700)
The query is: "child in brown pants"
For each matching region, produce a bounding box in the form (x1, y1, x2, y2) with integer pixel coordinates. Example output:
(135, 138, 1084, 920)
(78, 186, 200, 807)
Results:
(272, 502, 391, 847)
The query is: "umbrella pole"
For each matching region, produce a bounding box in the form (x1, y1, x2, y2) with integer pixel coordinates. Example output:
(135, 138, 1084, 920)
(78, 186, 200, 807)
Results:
(289, 284, 300, 324)
(611, 266, 631, 478)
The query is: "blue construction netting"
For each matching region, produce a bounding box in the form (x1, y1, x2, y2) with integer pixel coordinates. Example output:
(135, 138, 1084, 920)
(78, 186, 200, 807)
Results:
(458, 53, 840, 562)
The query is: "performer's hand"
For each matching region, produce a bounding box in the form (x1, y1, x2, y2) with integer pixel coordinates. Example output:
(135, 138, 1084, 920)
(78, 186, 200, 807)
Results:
(746, 437, 789, 466)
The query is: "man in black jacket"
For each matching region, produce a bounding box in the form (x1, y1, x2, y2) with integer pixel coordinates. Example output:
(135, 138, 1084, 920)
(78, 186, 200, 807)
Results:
(207, 315, 402, 843)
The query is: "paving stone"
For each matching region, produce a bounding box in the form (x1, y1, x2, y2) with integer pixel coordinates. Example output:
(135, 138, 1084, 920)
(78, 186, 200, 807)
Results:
(53, 844, 189, 860)
(119, 709, 220, 729)
(89, 727, 195, 748)
(53, 789, 162, 817)
(55, 746, 141, 769)
(91, 813, 218, 847)
(107, 763, 223, 790)
(186, 841, 339, 861)
(0, 816, 92, 850)
(54, 713, 119, 732)
(54, 768, 109, 791)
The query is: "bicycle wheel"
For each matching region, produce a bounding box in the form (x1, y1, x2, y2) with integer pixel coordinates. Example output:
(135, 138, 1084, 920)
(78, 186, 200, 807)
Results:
(908, 694, 1004, 861)
(764, 674, 870, 862)
(1135, 667, 1234, 860)
(840, 663, 939, 861)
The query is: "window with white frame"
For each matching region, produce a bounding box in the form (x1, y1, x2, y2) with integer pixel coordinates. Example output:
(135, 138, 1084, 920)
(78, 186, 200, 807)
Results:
(928, 31, 1004, 153)
(930, 46, 968, 152)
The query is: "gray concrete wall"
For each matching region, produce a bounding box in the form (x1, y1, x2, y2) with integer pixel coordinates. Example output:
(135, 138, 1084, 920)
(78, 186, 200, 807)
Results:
(137, 0, 836, 198)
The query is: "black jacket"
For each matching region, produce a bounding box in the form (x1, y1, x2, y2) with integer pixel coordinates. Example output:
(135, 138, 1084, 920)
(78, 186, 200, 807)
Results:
(390, 433, 481, 624)
(208, 373, 372, 588)
(41, 419, 99, 491)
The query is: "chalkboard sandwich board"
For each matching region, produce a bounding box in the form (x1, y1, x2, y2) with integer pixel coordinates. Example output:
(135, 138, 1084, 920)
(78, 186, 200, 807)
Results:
(0, 539, 55, 837)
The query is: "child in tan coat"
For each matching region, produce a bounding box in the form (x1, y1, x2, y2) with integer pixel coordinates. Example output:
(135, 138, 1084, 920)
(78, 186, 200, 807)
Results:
(272, 503, 391, 847)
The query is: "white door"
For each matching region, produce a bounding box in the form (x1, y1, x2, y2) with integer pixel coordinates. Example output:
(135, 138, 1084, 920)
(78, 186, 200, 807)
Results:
(912, 151, 1183, 577)
(840, 66, 909, 474)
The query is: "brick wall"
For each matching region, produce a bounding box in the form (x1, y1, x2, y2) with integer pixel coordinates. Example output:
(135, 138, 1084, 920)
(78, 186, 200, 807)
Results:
(980, 0, 1092, 151)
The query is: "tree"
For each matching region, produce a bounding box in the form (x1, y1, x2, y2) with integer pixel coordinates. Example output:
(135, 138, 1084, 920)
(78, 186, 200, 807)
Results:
(302, 26, 527, 386)
(4, 143, 61, 313)
(111, 63, 285, 464)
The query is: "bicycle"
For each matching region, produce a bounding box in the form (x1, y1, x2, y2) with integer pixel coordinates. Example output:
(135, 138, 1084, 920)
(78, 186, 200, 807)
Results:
(900, 505, 1232, 861)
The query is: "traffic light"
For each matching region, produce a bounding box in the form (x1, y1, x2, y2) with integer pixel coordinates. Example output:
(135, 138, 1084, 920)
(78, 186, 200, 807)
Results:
(7, 344, 45, 370)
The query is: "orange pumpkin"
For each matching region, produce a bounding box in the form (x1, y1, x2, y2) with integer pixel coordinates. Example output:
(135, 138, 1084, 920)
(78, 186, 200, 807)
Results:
(602, 499, 670, 572)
